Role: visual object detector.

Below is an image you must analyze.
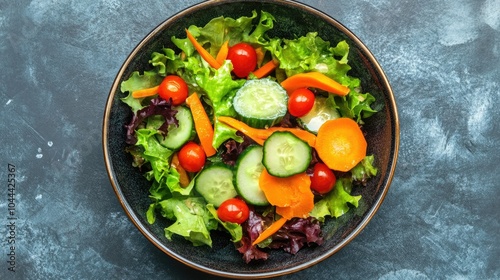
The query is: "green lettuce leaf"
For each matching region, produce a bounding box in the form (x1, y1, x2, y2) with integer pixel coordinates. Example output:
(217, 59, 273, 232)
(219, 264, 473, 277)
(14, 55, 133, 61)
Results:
(351, 155, 378, 182)
(158, 197, 218, 247)
(185, 10, 258, 56)
(310, 178, 362, 222)
(120, 70, 163, 113)
(330, 91, 378, 123)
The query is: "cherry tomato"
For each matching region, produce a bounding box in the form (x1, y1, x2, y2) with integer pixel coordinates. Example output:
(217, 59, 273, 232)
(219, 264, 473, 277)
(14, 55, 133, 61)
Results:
(288, 88, 315, 117)
(310, 163, 336, 194)
(178, 141, 206, 173)
(158, 75, 188, 105)
(227, 43, 257, 78)
(217, 198, 250, 224)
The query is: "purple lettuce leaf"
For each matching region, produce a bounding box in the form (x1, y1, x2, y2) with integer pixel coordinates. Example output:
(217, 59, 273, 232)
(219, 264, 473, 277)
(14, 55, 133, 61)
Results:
(125, 97, 178, 145)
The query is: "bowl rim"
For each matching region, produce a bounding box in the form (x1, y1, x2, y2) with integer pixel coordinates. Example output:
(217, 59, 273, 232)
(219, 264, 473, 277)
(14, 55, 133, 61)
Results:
(102, 0, 400, 278)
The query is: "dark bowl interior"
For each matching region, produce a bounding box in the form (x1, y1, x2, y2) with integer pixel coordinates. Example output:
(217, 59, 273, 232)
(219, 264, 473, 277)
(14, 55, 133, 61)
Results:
(103, 0, 399, 278)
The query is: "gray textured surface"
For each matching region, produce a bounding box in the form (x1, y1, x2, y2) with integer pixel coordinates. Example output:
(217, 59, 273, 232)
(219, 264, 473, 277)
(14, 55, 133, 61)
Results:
(0, 0, 498, 279)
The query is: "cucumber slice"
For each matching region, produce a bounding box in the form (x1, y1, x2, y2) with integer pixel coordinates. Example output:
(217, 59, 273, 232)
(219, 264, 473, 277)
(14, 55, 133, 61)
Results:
(195, 164, 237, 207)
(299, 97, 340, 134)
(234, 145, 269, 206)
(157, 106, 194, 149)
(233, 78, 288, 128)
(262, 131, 311, 177)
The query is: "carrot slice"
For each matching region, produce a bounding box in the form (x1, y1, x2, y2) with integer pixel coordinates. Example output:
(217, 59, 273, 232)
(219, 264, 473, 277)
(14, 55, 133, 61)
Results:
(131, 85, 159, 99)
(171, 153, 190, 187)
(280, 72, 350, 96)
(185, 29, 221, 69)
(215, 40, 229, 66)
(251, 60, 278, 79)
(185, 93, 217, 157)
(252, 216, 287, 246)
(217, 116, 265, 145)
(315, 118, 367, 172)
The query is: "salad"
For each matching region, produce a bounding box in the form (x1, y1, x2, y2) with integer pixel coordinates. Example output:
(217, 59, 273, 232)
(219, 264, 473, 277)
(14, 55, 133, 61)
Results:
(120, 10, 378, 263)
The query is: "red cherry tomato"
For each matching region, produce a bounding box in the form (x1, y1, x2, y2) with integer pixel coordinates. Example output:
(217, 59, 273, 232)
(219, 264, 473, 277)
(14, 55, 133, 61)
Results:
(178, 141, 206, 173)
(310, 163, 336, 194)
(217, 198, 250, 224)
(288, 88, 315, 117)
(227, 43, 257, 78)
(158, 75, 188, 105)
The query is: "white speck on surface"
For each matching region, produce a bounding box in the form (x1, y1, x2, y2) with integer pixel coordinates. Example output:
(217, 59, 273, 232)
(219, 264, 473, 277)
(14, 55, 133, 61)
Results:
(36, 147, 43, 158)
(6, 99, 12, 105)
(35, 194, 42, 200)
(47, 141, 53, 147)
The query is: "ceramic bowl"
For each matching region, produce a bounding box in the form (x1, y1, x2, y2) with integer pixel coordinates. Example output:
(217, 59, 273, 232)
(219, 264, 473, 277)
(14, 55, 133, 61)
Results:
(103, 0, 399, 278)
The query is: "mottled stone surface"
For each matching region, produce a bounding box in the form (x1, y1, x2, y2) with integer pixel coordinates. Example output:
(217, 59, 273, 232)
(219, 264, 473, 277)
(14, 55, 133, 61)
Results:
(0, 0, 498, 279)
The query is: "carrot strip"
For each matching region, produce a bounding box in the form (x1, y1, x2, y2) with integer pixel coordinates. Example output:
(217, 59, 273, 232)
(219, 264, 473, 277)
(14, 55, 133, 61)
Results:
(315, 118, 367, 172)
(216, 116, 265, 145)
(252, 216, 287, 246)
(217, 116, 316, 147)
(131, 85, 159, 99)
(171, 153, 190, 187)
(251, 60, 278, 79)
(215, 41, 229, 66)
(185, 93, 217, 157)
(185, 29, 221, 69)
(280, 72, 350, 96)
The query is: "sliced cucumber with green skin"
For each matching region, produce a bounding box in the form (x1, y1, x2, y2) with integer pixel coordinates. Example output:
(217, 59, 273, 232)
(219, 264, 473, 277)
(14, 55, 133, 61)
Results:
(262, 131, 312, 177)
(157, 106, 194, 149)
(298, 97, 340, 134)
(233, 78, 288, 128)
(195, 164, 237, 207)
(234, 145, 269, 206)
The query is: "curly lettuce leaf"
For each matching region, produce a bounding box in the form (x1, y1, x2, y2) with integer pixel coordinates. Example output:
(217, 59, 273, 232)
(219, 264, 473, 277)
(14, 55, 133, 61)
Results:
(157, 197, 218, 247)
(120, 70, 163, 113)
(184, 10, 274, 56)
(329, 91, 378, 123)
(351, 155, 378, 183)
(310, 178, 362, 222)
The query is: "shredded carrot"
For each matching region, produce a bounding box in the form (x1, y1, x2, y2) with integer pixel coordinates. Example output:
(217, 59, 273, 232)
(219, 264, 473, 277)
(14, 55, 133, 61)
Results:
(215, 40, 229, 66)
(185, 29, 221, 69)
(131, 85, 159, 99)
(171, 153, 190, 187)
(280, 72, 350, 96)
(251, 60, 278, 79)
(252, 216, 287, 246)
(315, 118, 367, 172)
(185, 93, 217, 157)
(217, 116, 316, 146)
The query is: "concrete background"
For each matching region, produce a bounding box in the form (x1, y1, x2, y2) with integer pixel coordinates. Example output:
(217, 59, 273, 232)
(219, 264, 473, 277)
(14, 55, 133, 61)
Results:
(0, 0, 498, 279)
